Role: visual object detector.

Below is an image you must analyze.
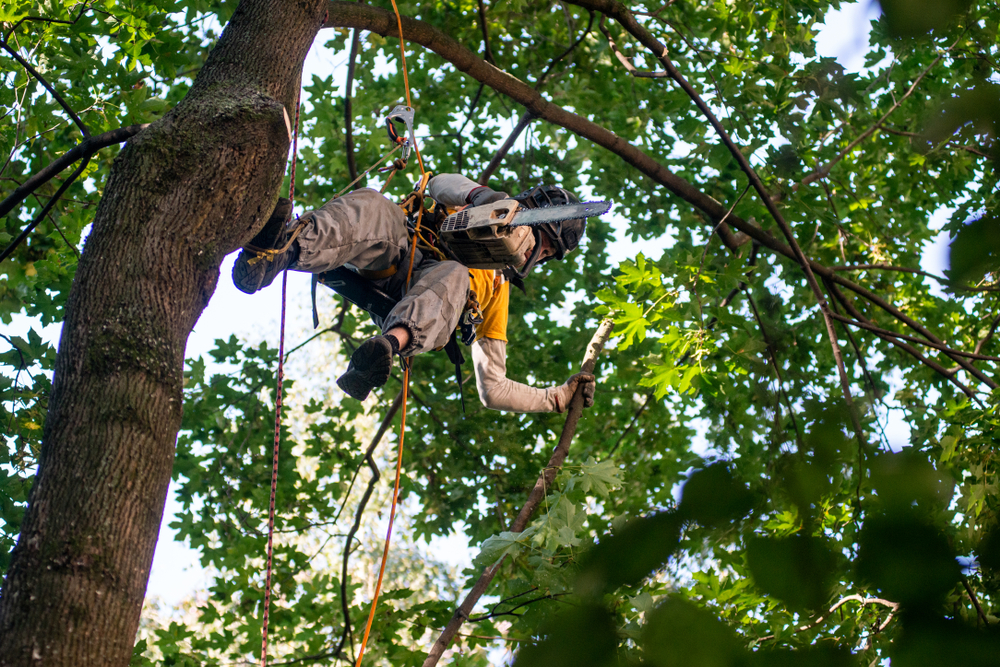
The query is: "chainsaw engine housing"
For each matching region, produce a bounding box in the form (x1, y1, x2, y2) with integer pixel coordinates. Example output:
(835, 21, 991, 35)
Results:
(439, 199, 534, 269)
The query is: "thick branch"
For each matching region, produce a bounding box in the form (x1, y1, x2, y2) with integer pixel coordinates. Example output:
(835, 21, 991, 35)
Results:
(321, 1, 995, 390)
(323, 1, 747, 252)
(0, 124, 147, 220)
(421, 319, 614, 667)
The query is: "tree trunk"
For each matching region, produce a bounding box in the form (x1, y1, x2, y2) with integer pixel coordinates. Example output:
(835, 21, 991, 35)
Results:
(0, 1, 327, 664)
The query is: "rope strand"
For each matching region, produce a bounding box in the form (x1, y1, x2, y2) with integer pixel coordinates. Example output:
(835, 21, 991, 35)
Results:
(260, 97, 301, 667)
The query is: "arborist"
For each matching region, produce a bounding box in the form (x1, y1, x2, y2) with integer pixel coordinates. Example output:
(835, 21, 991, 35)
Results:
(232, 173, 600, 413)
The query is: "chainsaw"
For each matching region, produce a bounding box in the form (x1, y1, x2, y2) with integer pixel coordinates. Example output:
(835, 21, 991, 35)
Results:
(436, 198, 611, 269)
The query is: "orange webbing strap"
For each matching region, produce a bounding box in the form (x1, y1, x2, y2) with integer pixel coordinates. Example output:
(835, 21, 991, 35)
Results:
(353, 170, 430, 667)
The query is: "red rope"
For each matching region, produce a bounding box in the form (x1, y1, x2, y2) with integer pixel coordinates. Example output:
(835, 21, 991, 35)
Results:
(260, 98, 301, 667)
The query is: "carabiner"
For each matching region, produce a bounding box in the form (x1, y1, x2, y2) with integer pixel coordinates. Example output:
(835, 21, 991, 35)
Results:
(385, 104, 415, 164)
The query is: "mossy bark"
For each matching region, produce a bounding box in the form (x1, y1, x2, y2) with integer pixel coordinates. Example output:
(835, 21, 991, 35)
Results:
(0, 1, 327, 664)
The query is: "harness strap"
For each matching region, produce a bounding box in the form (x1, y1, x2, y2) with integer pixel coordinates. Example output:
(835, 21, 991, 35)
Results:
(354, 264, 398, 280)
(245, 217, 308, 266)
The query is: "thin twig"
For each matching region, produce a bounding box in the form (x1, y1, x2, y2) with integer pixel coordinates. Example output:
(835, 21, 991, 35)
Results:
(4, 1, 91, 42)
(30, 192, 80, 258)
(880, 125, 993, 159)
(962, 575, 990, 626)
(827, 312, 1000, 362)
(599, 15, 667, 78)
(607, 393, 652, 457)
(974, 312, 1000, 355)
(477, 0, 496, 65)
(467, 594, 562, 622)
(344, 21, 362, 182)
(537, 10, 594, 88)
(746, 291, 804, 448)
(334, 388, 404, 661)
(476, 10, 592, 184)
(826, 280, 976, 398)
(0, 123, 147, 219)
(0, 40, 89, 137)
(478, 112, 533, 185)
(798, 47, 953, 189)
(832, 263, 1000, 293)
(1, 157, 90, 264)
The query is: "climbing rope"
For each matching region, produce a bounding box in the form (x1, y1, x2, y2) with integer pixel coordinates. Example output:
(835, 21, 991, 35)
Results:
(351, 4, 428, 665)
(257, 3, 426, 663)
(259, 95, 301, 667)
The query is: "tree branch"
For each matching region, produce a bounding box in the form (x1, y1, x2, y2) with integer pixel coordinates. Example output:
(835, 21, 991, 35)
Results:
(607, 393, 652, 457)
(586, 1, 867, 447)
(420, 319, 613, 667)
(478, 111, 533, 185)
(974, 312, 1000, 355)
(0, 40, 89, 138)
(825, 279, 976, 398)
(335, 388, 404, 661)
(599, 14, 667, 78)
(1, 157, 90, 264)
(880, 125, 994, 159)
(827, 312, 1000, 362)
(321, 1, 994, 390)
(0, 123, 147, 220)
(798, 49, 951, 189)
(344, 22, 362, 182)
(962, 575, 990, 626)
(478, 10, 592, 184)
(477, 0, 496, 65)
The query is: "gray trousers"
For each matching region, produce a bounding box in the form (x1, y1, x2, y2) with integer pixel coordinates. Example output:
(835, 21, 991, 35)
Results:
(292, 188, 469, 356)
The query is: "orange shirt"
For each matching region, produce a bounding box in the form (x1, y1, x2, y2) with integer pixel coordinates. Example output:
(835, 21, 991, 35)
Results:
(468, 268, 509, 342)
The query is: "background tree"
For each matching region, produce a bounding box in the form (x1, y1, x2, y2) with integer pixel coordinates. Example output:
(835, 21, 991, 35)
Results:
(2, 0, 1000, 665)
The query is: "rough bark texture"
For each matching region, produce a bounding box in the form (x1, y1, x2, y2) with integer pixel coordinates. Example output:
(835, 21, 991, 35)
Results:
(0, 1, 327, 664)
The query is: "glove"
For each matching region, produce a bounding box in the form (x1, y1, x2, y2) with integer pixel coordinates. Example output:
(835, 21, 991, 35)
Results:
(467, 185, 510, 207)
(559, 372, 596, 412)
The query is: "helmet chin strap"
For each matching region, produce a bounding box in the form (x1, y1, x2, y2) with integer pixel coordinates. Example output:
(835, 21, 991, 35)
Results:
(511, 229, 546, 280)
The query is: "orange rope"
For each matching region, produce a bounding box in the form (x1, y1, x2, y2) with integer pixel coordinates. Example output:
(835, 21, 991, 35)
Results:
(353, 184, 427, 667)
(353, 2, 432, 662)
(388, 0, 426, 175)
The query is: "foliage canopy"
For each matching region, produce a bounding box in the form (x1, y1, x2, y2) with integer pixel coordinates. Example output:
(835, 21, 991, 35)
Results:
(3, 0, 1000, 664)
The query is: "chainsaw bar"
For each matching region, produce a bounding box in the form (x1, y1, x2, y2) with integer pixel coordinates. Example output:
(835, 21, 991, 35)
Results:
(507, 200, 611, 227)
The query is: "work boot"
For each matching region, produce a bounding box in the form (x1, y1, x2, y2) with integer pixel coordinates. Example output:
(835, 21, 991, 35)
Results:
(337, 334, 399, 400)
(232, 198, 296, 294)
